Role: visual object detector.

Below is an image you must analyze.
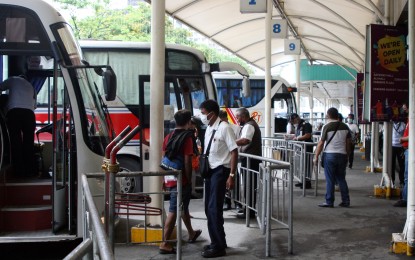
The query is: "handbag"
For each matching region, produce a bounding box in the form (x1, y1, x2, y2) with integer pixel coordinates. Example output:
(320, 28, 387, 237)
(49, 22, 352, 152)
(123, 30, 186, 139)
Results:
(321, 122, 340, 168)
(199, 122, 221, 178)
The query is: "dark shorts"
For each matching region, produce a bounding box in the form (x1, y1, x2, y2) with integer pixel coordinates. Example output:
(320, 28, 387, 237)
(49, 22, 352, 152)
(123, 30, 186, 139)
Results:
(167, 184, 192, 213)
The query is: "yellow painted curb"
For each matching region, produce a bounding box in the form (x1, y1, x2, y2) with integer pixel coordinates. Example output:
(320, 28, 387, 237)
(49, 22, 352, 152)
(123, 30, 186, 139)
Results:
(391, 233, 407, 254)
(374, 185, 401, 198)
(131, 225, 177, 245)
(374, 167, 383, 173)
(374, 185, 386, 197)
(408, 245, 415, 256)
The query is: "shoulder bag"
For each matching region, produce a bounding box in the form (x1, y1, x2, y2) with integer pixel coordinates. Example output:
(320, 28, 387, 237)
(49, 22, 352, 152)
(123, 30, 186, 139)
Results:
(199, 122, 221, 178)
(321, 122, 340, 168)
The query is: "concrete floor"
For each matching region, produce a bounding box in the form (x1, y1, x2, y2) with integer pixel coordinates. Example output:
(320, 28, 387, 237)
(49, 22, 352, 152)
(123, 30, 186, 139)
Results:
(114, 149, 408, 259)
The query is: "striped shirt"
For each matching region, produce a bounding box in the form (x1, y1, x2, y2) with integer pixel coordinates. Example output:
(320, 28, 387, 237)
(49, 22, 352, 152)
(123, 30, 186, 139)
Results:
(321, 120, 351, 154)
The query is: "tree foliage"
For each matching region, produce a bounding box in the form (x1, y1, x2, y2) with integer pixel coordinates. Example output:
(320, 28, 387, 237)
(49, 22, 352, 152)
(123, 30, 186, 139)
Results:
(53, 0, 252, 72)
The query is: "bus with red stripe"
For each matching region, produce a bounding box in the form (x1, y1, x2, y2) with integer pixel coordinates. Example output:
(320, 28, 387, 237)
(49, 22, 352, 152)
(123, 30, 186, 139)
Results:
(213, 72, 297, 136)
(72, 40, 251, 191)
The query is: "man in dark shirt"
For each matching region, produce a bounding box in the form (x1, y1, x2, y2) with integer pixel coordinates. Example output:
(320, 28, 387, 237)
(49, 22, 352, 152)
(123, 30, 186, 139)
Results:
(290, 113, 313, 189)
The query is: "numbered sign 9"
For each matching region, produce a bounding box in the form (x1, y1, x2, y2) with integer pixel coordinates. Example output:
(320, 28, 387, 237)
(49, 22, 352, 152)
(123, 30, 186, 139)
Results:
(240, 0, 267, 13)
(271, 19, 287, 38)
(284, 39, 301, 55)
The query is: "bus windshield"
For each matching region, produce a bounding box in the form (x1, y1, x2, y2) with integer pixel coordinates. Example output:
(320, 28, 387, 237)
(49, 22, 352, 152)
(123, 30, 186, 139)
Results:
(51, 23, 112, 154)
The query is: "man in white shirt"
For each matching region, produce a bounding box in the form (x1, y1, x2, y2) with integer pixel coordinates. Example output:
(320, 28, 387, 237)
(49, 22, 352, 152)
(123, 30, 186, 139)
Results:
(235, 107, 262, 219)
(0, 70, 37, 178)
(199, 99, 238, 258)
(218, 110, 240, 211)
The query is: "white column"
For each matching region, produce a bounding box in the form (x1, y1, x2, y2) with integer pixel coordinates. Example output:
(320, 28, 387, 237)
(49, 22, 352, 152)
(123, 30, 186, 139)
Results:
(296, 56, 301, 115)
(148, 0, 165, 225)
(264, 0, 272, 137)
(382, 122, 392, 188)
(406, 0, 415, 225)
(310, 81, 314, 127)
(371, 122, 379, 171)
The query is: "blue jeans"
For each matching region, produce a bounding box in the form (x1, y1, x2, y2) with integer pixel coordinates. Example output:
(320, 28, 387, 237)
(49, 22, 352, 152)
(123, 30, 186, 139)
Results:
(402, 149, 409, 201)
(323, 153, 350, 205)
(204, 165, 230, 250)
(167, 184, 192, 213)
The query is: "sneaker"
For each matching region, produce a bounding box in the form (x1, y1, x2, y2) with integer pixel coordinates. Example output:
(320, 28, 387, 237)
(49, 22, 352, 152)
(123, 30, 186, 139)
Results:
(338, 202, 350, 207)
(393, 200, 407, 207)
(318, 203, 333, 208)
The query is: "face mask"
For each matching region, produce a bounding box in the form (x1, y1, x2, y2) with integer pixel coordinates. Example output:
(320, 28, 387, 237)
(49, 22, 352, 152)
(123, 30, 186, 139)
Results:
(200, 112, 211, 125)
(293, 124, 299, 128)
(347, 119, 353, 123)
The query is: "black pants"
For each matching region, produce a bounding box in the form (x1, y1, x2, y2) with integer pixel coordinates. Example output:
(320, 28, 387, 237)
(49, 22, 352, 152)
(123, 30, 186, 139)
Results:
(240, 157, 260, 212)
(348, 143, 355, 167)
(391, 146, 405, 185)
(6, 108, 35, 177)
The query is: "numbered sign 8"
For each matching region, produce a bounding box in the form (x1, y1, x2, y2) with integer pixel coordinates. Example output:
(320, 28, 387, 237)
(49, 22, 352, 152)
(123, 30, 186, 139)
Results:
(271, 19, 287, 38)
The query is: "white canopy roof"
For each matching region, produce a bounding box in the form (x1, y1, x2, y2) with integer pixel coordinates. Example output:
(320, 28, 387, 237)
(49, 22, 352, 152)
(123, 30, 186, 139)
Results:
(161, 0, 383, 73)
(154, 0, 391, 107)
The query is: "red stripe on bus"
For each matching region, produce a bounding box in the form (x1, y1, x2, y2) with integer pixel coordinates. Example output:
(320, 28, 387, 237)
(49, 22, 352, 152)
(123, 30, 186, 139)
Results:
(226, 108, 237, 125)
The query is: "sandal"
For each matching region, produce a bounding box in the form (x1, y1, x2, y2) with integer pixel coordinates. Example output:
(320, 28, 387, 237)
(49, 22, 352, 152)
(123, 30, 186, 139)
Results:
(188, 229, 202, 243)
(159, 247, 176, 254)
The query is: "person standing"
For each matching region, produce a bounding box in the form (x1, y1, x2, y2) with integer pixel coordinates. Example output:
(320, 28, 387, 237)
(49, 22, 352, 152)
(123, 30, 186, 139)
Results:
(235, 107, 262, 219)
(391, 121, 406, 188)
(290, 113, 313, 189)
(218, 110, 240, 211)
(313, 107, 351, 208)
(159, 110, 202, 254)
(0, 71, 36, 178)
(394, 118, 409, 207)
(346, 114, 359, 169)
(199, 99, 238, 258)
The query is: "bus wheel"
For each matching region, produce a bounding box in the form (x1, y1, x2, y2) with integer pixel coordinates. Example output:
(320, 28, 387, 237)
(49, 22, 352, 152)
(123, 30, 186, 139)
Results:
(117, 156, 142, 193)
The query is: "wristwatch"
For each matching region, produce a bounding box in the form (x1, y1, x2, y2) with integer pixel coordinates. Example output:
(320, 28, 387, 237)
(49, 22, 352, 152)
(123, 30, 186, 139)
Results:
(229, 173, 235, 178)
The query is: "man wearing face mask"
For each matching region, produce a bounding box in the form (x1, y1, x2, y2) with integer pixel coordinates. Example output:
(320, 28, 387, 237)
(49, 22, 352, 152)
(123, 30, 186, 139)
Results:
(346, 114, 359, 169)
(199, 99, 238, 258)
(290, 113, 313, 189)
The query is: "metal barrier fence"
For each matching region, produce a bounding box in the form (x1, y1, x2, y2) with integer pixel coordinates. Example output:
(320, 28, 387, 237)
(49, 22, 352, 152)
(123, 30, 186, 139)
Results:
(262, 137, 319, 197)
(232, 152, 292, 257)
(65, 170, 182, 260)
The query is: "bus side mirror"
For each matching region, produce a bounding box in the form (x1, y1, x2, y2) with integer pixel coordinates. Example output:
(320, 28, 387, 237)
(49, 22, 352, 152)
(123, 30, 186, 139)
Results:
(103, 67, 117, 101)
(242, 76, 251, 97)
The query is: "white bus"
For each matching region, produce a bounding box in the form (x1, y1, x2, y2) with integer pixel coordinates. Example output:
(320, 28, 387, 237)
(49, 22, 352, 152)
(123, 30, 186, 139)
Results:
(79, 40, 250, 192)
(213, 72, 297, 136)
(0, 0, 116, 253)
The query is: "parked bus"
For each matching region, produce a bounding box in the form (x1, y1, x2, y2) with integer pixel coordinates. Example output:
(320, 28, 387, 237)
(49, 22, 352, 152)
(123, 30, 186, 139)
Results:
(0, 0, 117, 251)
(213, 72, 297, 136)
(78, 40, 250, 192)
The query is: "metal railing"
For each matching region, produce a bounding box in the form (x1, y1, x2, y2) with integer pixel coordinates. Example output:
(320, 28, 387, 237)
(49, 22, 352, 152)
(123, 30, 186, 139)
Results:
(65, 125, 183, 259)
(231, 152, 292, 257)
(64, 173, 114, 260)
(262, 137, 319, 197)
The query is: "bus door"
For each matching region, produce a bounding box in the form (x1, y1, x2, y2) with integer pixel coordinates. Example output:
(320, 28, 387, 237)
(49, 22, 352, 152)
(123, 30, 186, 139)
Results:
(138, 75, 182, 170)
(52, 74, 76, 233)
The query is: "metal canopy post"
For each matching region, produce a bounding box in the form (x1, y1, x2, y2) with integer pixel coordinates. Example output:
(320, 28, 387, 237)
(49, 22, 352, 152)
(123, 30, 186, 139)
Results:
(149, 0, 165, 226)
